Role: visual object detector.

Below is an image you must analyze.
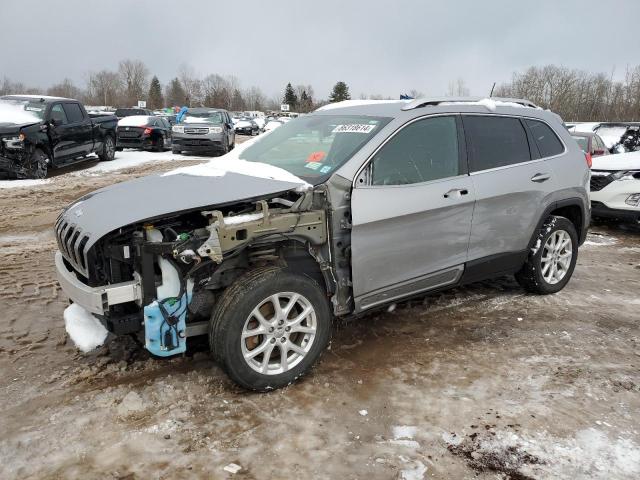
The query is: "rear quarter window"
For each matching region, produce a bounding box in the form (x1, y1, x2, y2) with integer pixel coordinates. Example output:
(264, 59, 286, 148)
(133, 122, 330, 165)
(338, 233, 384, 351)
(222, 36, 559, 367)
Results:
(526, 119, 564, 157)
(463, 115, 531, 171)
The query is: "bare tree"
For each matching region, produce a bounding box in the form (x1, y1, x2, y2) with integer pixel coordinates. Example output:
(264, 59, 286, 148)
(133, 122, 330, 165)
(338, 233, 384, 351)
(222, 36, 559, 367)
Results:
(446, 78, 469, 97)
(87, 70, 122, 107)
(178, 64, 204, 106)
(118, 59, 149, 106)
(0, 77, 39, 95)
(47, 78, 82, 99)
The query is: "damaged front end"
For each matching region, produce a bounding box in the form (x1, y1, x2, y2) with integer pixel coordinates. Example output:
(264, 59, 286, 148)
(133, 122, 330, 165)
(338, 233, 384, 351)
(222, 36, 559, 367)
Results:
(55, 181, 333, 357)
(0, 130, 35, 178)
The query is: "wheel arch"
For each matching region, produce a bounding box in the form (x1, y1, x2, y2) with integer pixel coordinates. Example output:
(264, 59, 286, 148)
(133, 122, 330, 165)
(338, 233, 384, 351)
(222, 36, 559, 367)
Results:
(529, 198, 588, 248)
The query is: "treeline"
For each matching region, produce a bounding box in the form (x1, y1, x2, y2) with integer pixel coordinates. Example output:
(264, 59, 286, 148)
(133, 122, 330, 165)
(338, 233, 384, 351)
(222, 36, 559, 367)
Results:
(0, 59, 350, 113)
(3, 60, 640, 121)
(495, 65, 640, 122)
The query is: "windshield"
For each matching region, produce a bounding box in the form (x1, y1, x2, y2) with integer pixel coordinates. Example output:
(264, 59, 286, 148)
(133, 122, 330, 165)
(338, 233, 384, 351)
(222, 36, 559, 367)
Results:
(572, 136, 588, 152)
(240, 114, 391, 182)
(0, 99, 45, 125)
(183, 112, 223, 124)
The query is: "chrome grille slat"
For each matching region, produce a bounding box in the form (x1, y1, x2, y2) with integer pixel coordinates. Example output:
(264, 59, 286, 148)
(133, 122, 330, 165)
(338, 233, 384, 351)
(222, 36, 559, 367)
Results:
(55, 218, 89, 277)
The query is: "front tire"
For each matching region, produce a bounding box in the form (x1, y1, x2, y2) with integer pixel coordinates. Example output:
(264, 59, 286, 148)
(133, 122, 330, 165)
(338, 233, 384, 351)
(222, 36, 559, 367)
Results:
(98, 135, 116, 161)
(26, 148, 48, 179)
(210, 267, 332, 391)
(515, 215, 578, 294)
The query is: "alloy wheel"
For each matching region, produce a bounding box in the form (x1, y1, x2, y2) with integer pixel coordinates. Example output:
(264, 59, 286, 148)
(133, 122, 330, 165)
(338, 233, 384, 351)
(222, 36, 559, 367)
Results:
(540, 230, 573, 284)
(240, 292, 317, 375)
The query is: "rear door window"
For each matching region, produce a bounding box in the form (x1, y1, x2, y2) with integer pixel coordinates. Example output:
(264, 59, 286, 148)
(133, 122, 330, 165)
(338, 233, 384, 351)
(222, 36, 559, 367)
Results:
(63, 103, 85, 124)
(463, 116, 531, 172)
(371, 116, 460, 186)
(525, 119, 564, 157)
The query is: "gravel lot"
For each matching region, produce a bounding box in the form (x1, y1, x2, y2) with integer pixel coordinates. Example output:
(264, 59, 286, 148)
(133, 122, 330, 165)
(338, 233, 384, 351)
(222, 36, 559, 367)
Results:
(0, 148, 639, 479)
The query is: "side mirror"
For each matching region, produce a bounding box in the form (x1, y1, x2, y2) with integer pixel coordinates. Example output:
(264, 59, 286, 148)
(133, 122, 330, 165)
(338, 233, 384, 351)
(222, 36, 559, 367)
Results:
(50, 118, 62, 127)
(593, 149, 605, 156)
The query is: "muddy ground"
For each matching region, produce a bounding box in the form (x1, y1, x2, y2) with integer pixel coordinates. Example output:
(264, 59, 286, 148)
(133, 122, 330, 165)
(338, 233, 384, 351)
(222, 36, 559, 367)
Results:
(0, 150, 639, 479)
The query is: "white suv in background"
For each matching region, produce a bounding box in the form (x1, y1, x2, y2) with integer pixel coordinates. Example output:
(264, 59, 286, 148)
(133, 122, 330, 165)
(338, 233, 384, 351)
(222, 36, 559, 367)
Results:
(590, 151, 640, 223)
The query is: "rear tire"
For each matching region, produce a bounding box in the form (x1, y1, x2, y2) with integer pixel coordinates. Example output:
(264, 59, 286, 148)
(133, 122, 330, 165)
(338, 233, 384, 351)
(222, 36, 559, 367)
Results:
(172, 147, 181, 154)
(515, 215, 578, 294)
(209, 267, 332, 391)
(153, 135, 164, 152)
(98, 135, 116, 161)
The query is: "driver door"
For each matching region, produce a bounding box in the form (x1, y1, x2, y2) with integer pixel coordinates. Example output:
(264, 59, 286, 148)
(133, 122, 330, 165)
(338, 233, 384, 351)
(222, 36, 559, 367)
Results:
(350, 115, 475, 311)
(48, 103, 74, 162)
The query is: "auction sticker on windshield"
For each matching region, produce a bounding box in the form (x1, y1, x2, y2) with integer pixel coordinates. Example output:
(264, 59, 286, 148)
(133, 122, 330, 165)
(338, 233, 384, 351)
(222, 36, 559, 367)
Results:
(332, 124, 376, 134)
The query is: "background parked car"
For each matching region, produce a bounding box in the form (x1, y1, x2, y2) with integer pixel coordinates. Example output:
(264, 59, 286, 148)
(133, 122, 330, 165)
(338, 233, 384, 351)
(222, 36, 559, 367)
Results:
(234, 117, 260, 136)
(171, 108, 235, 155)
(115, 107, 153, 119)
(569, 122, 640, 153)
(571, 131, 609, 165)
(263, 119, 284, 132)
(590, 150, 640, 223)
(116, 115, 172, 152)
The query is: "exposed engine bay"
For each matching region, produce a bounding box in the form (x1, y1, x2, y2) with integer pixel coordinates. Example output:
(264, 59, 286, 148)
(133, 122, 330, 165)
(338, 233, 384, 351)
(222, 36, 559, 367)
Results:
(60, 184, 352, 357)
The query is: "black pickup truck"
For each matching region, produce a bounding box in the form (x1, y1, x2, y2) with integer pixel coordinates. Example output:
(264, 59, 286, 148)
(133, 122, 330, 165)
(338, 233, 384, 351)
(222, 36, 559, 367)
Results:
(0, 95, 118, 179)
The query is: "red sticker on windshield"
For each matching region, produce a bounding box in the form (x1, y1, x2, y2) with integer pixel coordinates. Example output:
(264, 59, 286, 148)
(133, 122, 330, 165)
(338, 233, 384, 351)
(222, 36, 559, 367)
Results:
(306, 151, 326, 162)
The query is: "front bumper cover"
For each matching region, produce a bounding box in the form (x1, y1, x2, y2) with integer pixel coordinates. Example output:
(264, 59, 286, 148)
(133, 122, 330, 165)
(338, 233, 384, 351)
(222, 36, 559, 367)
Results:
(591, 201, 640, 222)
(55, 251, 141, 315)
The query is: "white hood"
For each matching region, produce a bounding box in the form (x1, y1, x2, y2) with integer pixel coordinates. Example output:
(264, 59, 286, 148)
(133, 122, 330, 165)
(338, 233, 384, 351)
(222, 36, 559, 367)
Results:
(592, 150, 640, 171)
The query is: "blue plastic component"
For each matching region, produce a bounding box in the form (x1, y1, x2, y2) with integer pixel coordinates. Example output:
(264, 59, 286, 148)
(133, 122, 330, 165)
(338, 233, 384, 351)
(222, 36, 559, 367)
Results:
(144, 293, 190, 357)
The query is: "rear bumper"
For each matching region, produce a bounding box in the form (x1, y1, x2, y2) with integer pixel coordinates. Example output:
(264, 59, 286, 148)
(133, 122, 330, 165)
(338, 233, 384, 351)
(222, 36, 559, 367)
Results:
(116, 138, 152, 149)
(55, 251, 141, 315)
(591, 201, 640, 222)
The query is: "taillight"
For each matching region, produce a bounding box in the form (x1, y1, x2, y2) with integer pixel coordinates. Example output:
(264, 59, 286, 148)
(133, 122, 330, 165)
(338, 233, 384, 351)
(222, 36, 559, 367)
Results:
(143, 128, 152, 136)
(585, 152, 592, 169)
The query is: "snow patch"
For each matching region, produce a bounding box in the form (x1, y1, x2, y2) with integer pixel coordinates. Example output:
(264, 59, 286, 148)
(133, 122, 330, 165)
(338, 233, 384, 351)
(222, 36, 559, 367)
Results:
(393, 425, 417, 440)
(164, 141, 310, 190)
(583, 233, 617, 247)
(440, 98, 536, 111)
(358, 409, 368, 416)
(0, 101, 43, 124)
(223, 463, 242, 474)
(0, 178, 51, 190)
(64, 304, 108, 352)
(399, 460, 427, 480)
(315, 99, 406, 111)
(117, 115, 153, 127)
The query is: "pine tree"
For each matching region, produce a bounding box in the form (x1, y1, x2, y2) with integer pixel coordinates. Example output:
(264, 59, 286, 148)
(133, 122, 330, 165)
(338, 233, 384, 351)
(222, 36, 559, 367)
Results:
(166, 78, 187, 106)
(329, 81, 351, 103)
(299, 90, 313, 113)
(283, 83, 298, 109)
(147, 76, 164, 109)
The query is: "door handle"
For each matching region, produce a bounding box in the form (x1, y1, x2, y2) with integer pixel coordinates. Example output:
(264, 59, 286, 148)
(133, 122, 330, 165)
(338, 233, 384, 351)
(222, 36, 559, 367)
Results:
(531, 173, 550, 183)
(443, 188, 469, 198)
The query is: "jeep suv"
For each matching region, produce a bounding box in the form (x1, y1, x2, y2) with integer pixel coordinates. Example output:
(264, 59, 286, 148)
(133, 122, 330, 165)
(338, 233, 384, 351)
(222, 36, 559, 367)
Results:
(54, 97, 589, 391)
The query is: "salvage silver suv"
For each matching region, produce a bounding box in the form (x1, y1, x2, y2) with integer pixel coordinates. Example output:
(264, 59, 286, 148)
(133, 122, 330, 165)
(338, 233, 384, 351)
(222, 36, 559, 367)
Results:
(54, 98, 590, 391)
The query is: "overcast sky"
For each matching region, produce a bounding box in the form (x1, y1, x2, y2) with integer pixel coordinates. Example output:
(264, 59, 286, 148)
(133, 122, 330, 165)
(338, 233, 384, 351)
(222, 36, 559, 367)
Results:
(1, 0, 637, 100)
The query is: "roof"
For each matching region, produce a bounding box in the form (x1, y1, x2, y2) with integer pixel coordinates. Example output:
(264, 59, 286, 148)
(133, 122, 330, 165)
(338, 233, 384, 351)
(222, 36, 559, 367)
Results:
(187, 107, 227, 113)
(312, 97, 560, 123)
(1, 94, 74, 102)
